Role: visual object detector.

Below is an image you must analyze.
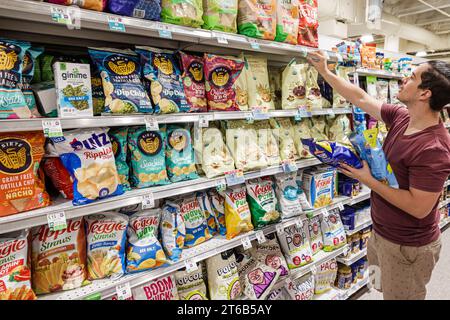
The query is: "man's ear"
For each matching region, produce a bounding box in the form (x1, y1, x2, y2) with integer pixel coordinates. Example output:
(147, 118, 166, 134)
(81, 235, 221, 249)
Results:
(419, 88, 432, 102)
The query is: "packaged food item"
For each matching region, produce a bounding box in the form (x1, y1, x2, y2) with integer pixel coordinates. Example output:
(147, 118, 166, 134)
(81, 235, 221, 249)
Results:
(335, 263, 352, 290)
(268, 66, 282, 109)
(42, 157, 74, 200)
(327, 115, 352, 148)
(389, 79, 400, 104)
(292, 120, 313, 159)
(19, 47, 43, 117)
(175, 264, 208, 300)
(91, 70, 105, 115)
(31, 217, 87, 294)
(278, 224, 313, 269)
(306, 66, 322, 109)
(136, 46, 189, 113)
(197, 191, 217, 236)
(85, 212, 128, 280)
(269, 118, 299, 161)
(204, 54, 244, 111)
(302, 167, 335, 208)
(0, 131, 50, 216)
(133, 275, 179, 300)
(321, 210, 347, 252)
(308, 116, 327, 141)
(360, 227, 372, 250)
(237, 0, 276, 40)
(161, 0, 204, 27)
(47, 0, 106, 11)
(333, 66, 352, 108)
(208, 189, 227, 236)
(281, 62, 308, 110)
(298, 0, 318, 47)
(295, 170, 314, 211)
(360, 44, 377, 69)
(205, 250, 242, 300)
(107, 0, 162, 21)
(202, 0, 238, 33)
(180, 52, 207, 112)
(274, 0, 299, 44)
(376, 79, 389, 103)
(314, 258, 337, 294)
(161, 201, 186, 261)
(245, 176, 278, 227)
(274, 172, 303, 219)
(350, 233, 361, 254)
(51, 128, 124, 205)
(223, 185, 254, 240)
(291, 273, 314, 300)
(178, 195, 212, 247)
(126, 209, 167, 273)
(0, 230, 36, 300)
(266, 287, 291, 300)
(233, 56, 249, 111)
(108, 127, 131, 191)
(245, 55, 274, 111)
(252, 120, 281, 166)
(128, 126, 170, 188)
(254, 236, 289, 278)
(307, 215, 323, 254)
(88, 48, 153, 114)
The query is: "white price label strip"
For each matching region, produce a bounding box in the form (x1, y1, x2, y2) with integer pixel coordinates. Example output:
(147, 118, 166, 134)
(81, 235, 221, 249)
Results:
(217, 36, 228, 44)
(141, 193, 155, 210)
(338, 203, 345, 211)
(50, 7, 72, 25)
(310, 265, 318, 274)
(321, 208, 329, 217)
(255, 231, 266, 244)
(245, 112, 254, 123)
(46, 211, 67, 232)
(282, 160, 298, 173)
(184, 259, 198, 273)
(241, 236, 252, 250)
(248, 38, 260, 50)
(156, 23, 173, 39)
(115, 282, 132, 300)
(144, 116, 159, 131)
(215, 179, 227, 192)
(225, 170, 245, 186)
(276, 224, 285, 235)
(326, 109, 335, 117)
(199, 115, 209, 128)
(42, 120, 63, 138)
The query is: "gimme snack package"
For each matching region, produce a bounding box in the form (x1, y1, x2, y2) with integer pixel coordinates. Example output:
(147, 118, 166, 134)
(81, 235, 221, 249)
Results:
(31, 217, 87, 294)
(50, 128, 124, 206)
(108, 127, 131, 191)
(161, 201, 186, 261)
(180, 52, 207, 112)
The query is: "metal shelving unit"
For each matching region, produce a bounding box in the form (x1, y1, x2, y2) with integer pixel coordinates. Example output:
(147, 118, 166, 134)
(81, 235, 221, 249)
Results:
(345, 220, 373, 237)
(337, 248, 367, 266)
(351, 68, 405, 80)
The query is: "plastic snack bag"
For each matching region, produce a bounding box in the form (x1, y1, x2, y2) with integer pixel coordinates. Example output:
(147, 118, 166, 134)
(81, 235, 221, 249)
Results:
(292, 120, 313, 159)
(306, 66, 322, 109)
(91, 70, 105, 115)
(295, 170, 314, 211)
(161, 201, 186, 261)
(31, 217, 87, 294)
(389, 79, 400, 104)
(252, 120, 281, 166)
(107, 0, 162, 21)
(128, 126, 170, 188)
(197, 191, 218, 236)
(254, 235, 289, 278)
(327, 115, 352, 149)
(301, 167, 335, 209)
(246, 177, 280, 228)
(206, 250, 242, 300)
(309, 116, 328, 141)
(277, 223, 313, 269)
(85, 212, 128, 280)
(0, 230, 36, 300)
(245, 55, 274, 111)
(126, 209, 167, 273)
(180, 52, 207, 112)
(223, 185, 254, 240)
(333, 66, 351, 108)
(208, 189, 227, 236)
(275, 0, 299, 44)
(233, 54, 249, 111)
(42, 157, 74, 200)
(175, 264, 208, 300)
(20, 47, 43, 117)
(133, 275, 179, 300)
(320, 210, 346, 252)
(291, 273, 314, 300)
(307, 215, 323, 255)
(161, 0, 204, 27)
(202, 0, 238, 33)
(204, 54, 244, 111)
(314, 258, 337, 294)
(298, 0, 318, 47)
(274, 172, 303, 219)
(108, 127, 131, 191)
(51, 128, 124, 206)
(88, 48, 153, 114)
(237, 0, 276, 40)
(47, 0, 106, 11)
(269, 118, 299, 161)
(178, 195, 212, 247)
(281, 62, 308, 110)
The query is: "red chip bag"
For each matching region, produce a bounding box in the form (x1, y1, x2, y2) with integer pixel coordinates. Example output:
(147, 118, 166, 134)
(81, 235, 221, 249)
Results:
(46, 0, 107, 11)
(42, 157, 74, 200)
(180, 52, 207, 113)
(298, 0, 319, 48)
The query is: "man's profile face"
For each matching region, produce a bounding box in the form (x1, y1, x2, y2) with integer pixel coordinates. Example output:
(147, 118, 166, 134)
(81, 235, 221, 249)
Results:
(397, 63, 430, 107)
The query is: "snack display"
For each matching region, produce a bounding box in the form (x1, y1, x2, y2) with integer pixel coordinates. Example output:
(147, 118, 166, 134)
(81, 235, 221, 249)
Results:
(180, 52, 207, 112)
(237, 0, 277, 40)
(223, 185, 254, 240)
(108, 127, 131, 191)
(298, 0, 318, 47)
(132, 275, 179, 300)
(175, 264, 208, 300)
(161, 201, 186, 261)
(278, 224, 313, 269)
(178, 195, 212, 248)
(246, 177, 280, 228)
(281, 62, 308, 110)
(320, 210, 347, 252)
(245, 55, 274, 111)
(161, 0, 204, 27)
(205, 250, 242, 300)
(202, 0, 238, 33)
(275, 0, 299, 44)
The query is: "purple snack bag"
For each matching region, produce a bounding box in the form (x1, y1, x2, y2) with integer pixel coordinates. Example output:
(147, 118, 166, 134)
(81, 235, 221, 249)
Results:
(107, 0, 161, 21)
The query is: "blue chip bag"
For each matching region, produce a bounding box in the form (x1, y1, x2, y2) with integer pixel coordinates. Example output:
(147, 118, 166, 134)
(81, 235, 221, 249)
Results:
(0, 38, 32, 119)
(126, 209, 168, 273)
(301, 138, 363, 169)
(166, 124, 199, 183)
(19, 47, 44, 117)
(128, 126, 170, 188)
(108, 127, 131, 191)
(88, 47, 153, 114)
(51, 128, 124, 206)
(161, 201, 186, 261)
(108, 0, 161, 21)
(177, 195, 212, 248)
(196, 191, 217, 237)
(208, 189, 226, 236)
(135, 46, 189, 113)
(349, 128, 399, 188)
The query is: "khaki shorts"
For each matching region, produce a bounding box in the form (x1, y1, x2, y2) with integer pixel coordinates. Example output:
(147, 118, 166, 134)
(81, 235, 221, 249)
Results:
(367, 230, 441, 300)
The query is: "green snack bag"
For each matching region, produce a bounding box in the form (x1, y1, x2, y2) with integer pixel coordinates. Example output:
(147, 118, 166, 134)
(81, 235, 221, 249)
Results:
(109, 127, 131, 191)
(245, 177, 280, 228)
(161, 0, 204, 27)
(202, 0, 238, 33)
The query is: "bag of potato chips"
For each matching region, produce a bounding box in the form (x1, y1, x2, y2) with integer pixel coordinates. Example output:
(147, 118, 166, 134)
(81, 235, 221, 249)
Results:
(180, 52, 207, 112)
(161, 201, 186, 262)
(208, 189, 227, 236)
(197, 191, 218, 237)
(246, 177, 281, 228)
(223, 185, 254, 240)
(108, 127, 131, 191)
(128, 126, 170, 188)
(126, 209, 167, 273)
(178, 195, 212, 248)
(51, 128, 124, 206)
(85, 212, 128, 280)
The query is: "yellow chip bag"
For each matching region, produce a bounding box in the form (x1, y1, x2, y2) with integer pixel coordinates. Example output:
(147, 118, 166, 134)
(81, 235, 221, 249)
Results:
(223, 186, 254, 240)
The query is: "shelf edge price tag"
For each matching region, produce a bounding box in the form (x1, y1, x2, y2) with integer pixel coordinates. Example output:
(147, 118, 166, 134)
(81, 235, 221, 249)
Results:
(241, 236, 252, 250)
(338, 202, 345, 211)
(115, 282, 132, 300)
(42, 120, 63, 138)
(217, 36, 228, 44)
(297, 106, 310, 118)
(321, 208, 329, 217)
(108, 16, 126, 32)
(245, 112, 254, 124)
(156, 23, 173, 39)
(282, 159, 298, 173)
(50, 7, 72, 25)
(252, 107, 270, 120)
(144, 115, 159, 131)
(295, 217, 303, 229)
(46, 211, 67, 232)
(141, 193, 155, 210)
(276, 223, 285, 235)
(225, 169, 245, 186)
(199, 115, 209, 128)
(184, 259, 198, 273)
(343, 246, 350, 257)
(326, 109, 335, 117)
(215, 179, 227, 192)
(248, 38, 260, 50)
(255, 231, 266, 244)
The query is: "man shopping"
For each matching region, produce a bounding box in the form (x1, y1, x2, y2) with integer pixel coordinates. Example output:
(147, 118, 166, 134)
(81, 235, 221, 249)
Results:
(307, 51, 450, 300)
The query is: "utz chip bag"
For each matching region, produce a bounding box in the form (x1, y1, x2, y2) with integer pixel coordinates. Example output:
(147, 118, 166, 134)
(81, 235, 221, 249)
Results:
(136, 46, 189, 114)
(197, 191, 217, 236)
(19, 47, 44, 117)
(42, 157, 74, 200)
(246, 177, 280, 228)
(128, 126, 170, 188)
(275, 0, 299, 44)
(31, 217, 87, 294)
(320, 210, 347, 252)
(51, 128, 124, 206)
(307, 215, 323, 254)
(107, 0, 162, 21)
(278, 223, 313, 269)
(0, 131, 50, 216)
(298, 0, 319, 48)
(237, 0, 276, 40)
(161, 201, 186, 261)
(88, 48, 153, 114)
(108, 127, 131, 191)
(133, 275, 179, 300)
(126, 209, 167, 273)
(178, 195, 212, 248)
(204, 54, 244, 111)
(0, 230, 36, 300)
(205, 250, 242, 300)
(161, 0, 204, 27)
(202, 0, 238, 33)
(47, 0, 106, 11)
(166, 124, 199, 183)
(0, 38, 32, 119)
(208, 189, 226, 236)
(180, 52, 207, 112)
(223, 185, 254, 240)
(85, 212, 128, 280)
(175, 264, 208, 300)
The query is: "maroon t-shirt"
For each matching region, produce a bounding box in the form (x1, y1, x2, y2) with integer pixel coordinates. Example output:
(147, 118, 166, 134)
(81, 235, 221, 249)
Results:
(371, 104, 450, 246)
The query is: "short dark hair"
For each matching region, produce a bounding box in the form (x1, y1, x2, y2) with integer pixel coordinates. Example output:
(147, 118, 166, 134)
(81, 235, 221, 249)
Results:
(418, 60, 450, 112)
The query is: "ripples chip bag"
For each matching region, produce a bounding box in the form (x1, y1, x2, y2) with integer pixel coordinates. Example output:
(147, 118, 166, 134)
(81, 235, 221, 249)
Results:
(161, 201, 186, 261)
(128, 126, 170, 188)
(202, 0, 238, 32)
(88, 48, 153, 114)
(180, 52, 207, 112)
(126, 209, 167, 273)
(161, 0, 204, 27)
(223, 185, 254, 240)
(275, 0, 299, 44)
(136, 46, 189, 114)
(108, 127, 131, 191)
(51, 128, 124, 206)
(246, 177, 280, 228)
(177, 195, 212, 248)
(237, 0, 276, 40)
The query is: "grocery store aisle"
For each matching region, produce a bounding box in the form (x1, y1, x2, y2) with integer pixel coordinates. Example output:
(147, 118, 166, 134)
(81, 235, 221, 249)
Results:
(355, 226, 450, 300)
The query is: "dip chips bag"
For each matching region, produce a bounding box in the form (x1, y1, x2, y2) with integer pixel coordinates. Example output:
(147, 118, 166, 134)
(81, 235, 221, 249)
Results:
(180, 52, 207, 112)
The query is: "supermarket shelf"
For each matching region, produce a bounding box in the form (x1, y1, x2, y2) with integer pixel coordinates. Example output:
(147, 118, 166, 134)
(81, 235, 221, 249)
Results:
(439, 217, 450, 230)
(0, 108, 353, 133)
(345, 220, 372, 236)
(313, 273, 369, 300)
(444, 180, 450, 188)
(352, 69, 405, 80)
(337, 248, 367, 266)
(439, 198, 449, 209)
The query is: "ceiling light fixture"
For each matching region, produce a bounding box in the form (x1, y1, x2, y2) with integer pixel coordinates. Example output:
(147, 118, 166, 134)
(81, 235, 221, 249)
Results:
(416, 51, 428, 57)
(360, 34, 375, 43)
